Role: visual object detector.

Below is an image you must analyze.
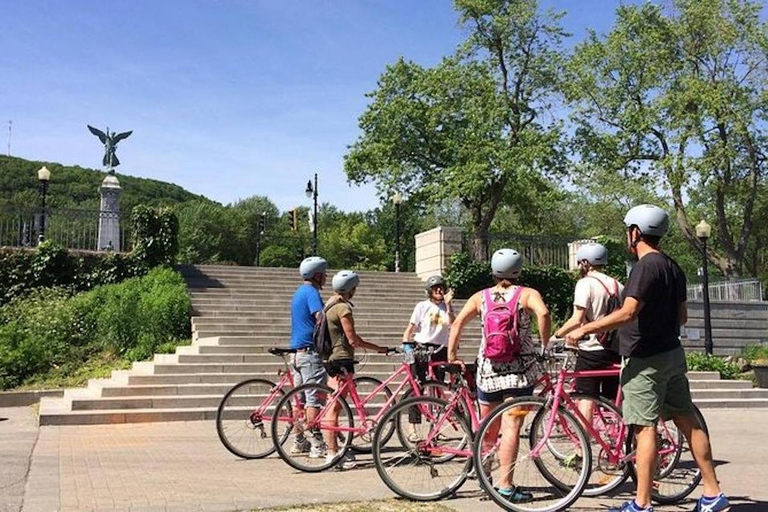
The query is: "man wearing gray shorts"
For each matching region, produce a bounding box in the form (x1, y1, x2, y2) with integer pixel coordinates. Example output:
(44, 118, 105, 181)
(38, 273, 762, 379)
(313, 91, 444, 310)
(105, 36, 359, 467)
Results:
(289, 256, 329, 457)
(567, 205, 729, 512)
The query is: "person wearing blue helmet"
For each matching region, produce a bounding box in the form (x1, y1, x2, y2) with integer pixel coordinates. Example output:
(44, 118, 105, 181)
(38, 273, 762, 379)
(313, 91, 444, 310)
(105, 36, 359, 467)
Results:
(566, 205, 729, 512)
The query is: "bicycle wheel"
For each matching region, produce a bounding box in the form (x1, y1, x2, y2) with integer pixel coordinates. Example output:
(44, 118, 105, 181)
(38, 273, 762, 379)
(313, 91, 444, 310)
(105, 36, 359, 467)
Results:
(474, 397, 591, 512)
(373, 396, 472, 501)
(349, 376, 394, 453)
(216, 378, 285, 459)
(626, 405, 707, 504)
(395, 381, 453, 450)
(569, 394, 630, 496)
(271, 383, 354, 472)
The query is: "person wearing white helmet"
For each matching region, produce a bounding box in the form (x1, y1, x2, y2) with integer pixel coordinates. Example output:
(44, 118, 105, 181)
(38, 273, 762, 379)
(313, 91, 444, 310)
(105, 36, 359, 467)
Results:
(566, 205, 728, 512)
(554, 242, 623, 466)
(402, 275, 455, 378)
(322, 270, 389, 470)
(448, 248, 551, 503)
(289, 256, 329, 457)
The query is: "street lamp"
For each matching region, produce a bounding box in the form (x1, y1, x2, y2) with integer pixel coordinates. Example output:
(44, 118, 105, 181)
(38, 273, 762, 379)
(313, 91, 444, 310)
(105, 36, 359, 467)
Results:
(393, 191, 403, 273)
(305, 173, 318, 255)
(696, 219, 714, 355)
(37, 166, 51, 244)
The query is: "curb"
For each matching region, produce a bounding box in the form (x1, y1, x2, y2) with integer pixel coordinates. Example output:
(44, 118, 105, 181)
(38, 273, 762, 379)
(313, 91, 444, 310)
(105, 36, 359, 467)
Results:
(0, 389, 64, 407)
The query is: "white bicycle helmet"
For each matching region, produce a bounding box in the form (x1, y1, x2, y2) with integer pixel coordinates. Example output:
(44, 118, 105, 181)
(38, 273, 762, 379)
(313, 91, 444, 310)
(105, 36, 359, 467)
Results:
(575, 243, 608, 266)
(299, 256, 328, 279)
(491, 248, 523, 279)
(623, 204, 669, 237)
(332, 270, 360, 294)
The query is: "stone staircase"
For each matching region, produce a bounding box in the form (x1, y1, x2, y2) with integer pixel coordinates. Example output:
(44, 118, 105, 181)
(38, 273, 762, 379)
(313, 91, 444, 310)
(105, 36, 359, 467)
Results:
(38, 265, 768, 425)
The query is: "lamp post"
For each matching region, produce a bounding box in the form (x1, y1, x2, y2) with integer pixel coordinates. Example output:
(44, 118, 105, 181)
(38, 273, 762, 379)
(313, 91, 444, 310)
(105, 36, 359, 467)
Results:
(393, 191, 403, 273)
(37, 166, 51, 244)
(255, 211, 266, 267)
(305, 173, 318, 255)
(696, 219, 714, 355)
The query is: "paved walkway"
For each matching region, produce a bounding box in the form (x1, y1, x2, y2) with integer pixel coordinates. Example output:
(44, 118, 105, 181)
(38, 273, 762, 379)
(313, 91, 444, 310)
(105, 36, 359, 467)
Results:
(1, 406, 766, 512)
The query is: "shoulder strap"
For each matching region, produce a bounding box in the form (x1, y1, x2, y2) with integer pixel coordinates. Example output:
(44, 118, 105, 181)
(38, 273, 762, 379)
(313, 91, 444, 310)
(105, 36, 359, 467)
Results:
(483, 288, 494, 308)
(587, 275, 615, 297)
(508, 285, 524, 307)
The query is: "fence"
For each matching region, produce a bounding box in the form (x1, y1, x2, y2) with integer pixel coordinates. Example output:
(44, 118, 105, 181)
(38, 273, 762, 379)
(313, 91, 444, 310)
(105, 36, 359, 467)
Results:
(464, 232, 573, 269)
(687, 279, 764, 302)
(0, 206, 131, 252)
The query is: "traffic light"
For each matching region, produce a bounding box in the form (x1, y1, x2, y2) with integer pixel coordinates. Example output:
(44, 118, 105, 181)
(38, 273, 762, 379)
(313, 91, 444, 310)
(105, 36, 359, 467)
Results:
(287, 209, 297, 231)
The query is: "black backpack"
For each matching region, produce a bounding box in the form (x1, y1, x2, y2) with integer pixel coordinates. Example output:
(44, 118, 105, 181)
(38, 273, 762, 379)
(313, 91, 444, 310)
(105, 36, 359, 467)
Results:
(589, 276, 622, 352)
(312, 300, 340, 360)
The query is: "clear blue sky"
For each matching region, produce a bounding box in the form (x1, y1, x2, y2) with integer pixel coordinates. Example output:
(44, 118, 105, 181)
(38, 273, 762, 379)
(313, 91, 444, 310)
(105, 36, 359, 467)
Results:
(1, 1, 633, 213)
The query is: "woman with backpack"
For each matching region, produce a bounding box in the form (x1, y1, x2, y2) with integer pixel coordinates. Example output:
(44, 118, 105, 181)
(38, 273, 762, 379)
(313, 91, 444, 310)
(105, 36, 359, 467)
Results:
(448, 248, 551, 503)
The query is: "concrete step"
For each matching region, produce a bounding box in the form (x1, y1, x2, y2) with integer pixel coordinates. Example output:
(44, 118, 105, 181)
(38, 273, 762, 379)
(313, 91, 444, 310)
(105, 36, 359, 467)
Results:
(192, 331, 483, 342)
(688, 379, 753, 390)
(690, 389, 768, 400)
(694, 398, 768, 409)
(190, 318, 428, 329)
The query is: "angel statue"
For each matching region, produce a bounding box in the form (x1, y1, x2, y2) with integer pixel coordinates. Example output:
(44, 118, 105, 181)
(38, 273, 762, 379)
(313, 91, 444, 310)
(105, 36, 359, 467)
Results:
(87, 125, 133, 172)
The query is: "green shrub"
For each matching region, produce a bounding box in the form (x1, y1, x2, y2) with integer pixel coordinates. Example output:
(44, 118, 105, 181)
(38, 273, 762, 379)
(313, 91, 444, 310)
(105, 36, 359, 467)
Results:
(741, 343, 768, 363)
(131, 205, 179, 267)
(686, 352, 741, 380)
(0, 267, 191, 390)
(444, 252, 577, 324)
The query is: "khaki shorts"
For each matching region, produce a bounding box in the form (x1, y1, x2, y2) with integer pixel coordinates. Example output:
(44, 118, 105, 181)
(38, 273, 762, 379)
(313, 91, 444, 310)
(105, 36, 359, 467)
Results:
(620, 346, 694, 427)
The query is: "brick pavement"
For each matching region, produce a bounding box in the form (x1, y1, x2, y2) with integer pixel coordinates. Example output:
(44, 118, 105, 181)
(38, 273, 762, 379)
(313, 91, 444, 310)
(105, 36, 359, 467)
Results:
(5, 408, 767, 512)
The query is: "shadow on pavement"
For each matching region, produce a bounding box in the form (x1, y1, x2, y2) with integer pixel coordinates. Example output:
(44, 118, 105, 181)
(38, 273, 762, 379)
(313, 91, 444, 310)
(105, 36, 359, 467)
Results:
(0, 417, 7, 422)
(730, 496, 768, 511)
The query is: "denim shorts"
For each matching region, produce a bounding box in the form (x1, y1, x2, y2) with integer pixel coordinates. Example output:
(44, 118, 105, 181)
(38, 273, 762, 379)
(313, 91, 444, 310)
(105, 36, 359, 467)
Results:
(291, 349, 327, 407)
(477, 385, 535, 405)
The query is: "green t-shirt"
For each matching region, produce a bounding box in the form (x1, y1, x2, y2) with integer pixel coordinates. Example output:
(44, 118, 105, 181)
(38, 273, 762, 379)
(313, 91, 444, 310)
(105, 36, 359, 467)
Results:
(326, 300, 354, 361)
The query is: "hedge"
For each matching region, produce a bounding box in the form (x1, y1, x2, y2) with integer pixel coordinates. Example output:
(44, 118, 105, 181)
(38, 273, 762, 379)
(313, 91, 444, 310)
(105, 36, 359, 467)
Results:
(0, 266, 191, 390)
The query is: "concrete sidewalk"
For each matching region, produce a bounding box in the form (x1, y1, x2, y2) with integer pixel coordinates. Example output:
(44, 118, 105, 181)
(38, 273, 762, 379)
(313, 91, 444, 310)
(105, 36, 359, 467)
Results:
(2, 406, 767, 512)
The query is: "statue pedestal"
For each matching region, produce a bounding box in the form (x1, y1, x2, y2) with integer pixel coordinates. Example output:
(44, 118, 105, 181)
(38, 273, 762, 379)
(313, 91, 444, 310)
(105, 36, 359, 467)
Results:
(98, 174, 122, 251)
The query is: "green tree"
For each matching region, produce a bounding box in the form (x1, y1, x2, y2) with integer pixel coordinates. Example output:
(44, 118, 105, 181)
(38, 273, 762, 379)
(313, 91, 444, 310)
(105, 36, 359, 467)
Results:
(566, 0, 768, 277)
(344, 0, 567, 260)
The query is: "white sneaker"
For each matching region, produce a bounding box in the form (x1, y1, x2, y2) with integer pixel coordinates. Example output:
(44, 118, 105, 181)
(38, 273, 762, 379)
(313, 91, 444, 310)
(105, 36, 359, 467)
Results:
(309, 441, 327, 458)
(326, 450, 356, 470)
(290, 437, 311, 454)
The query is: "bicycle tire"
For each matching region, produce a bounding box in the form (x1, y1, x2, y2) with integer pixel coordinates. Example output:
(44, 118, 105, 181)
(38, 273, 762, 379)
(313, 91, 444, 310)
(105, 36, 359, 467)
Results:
(216, 378, 285, 459)
(271, 382, 354, 472)
(626, 404, 708, 504)
(565, 394, 630, 496)
(473, 397, 592, 512)
(349, 376, 395, 453)
(395, 381, 453, 450)
(373, 395, 472, 501)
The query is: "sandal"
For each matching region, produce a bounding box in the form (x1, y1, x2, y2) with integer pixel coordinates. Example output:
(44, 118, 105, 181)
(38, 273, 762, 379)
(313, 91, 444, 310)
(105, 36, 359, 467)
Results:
(497, 486, 533, 503)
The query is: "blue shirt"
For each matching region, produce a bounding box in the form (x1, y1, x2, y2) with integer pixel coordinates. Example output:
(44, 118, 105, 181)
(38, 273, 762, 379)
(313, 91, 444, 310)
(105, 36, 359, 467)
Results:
(290, 283, 324, 349)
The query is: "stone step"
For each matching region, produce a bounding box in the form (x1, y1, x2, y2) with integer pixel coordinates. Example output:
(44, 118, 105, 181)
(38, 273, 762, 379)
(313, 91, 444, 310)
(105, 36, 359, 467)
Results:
(694, 398, 768, 409)
(190, 318, 427, 329)
(166, 350, 477, 364)
(192, 331, 482, 342)
(122, 371, 422, 386)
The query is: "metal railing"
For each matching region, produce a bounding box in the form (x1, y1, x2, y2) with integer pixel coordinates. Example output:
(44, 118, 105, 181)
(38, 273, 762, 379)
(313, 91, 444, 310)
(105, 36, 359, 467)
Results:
(0, 206, 131, 252)
(687, 279, 764, 302)
(464, 232, 574, 269)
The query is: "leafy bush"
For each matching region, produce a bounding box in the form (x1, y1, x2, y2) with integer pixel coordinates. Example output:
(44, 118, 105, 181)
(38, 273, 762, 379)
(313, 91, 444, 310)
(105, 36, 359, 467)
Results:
(131, 205, 179, 267)
(444, 252, 577, 324)
(0, 244, 147, 306)
(0, 267, 191, 390)
(741, 343, 768, 363)
(686, 352, 741, 380)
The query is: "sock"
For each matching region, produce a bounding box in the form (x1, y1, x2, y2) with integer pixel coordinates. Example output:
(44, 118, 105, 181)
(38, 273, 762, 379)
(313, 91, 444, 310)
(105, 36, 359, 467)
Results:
(632, 500, 649, 510)
(702, 493, 722, 503)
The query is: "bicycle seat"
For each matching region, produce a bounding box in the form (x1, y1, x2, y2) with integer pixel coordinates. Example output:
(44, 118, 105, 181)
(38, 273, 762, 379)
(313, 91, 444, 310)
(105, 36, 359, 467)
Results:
(325, 359, 359, 367)
(435, 362, 464, 374)
(268, 347, 297, 356)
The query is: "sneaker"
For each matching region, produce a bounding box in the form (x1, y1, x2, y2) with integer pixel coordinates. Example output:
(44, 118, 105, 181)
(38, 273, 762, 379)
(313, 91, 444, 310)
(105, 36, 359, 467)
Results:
(290, 437, 311, 454)
(608, 500, 654, 512)
(496, 486, 533, 503)
(407, 431, 422, 443)
(326, 450, 357, 470)
(309, 442, 327, 458)
(693, 493, 731, 512)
